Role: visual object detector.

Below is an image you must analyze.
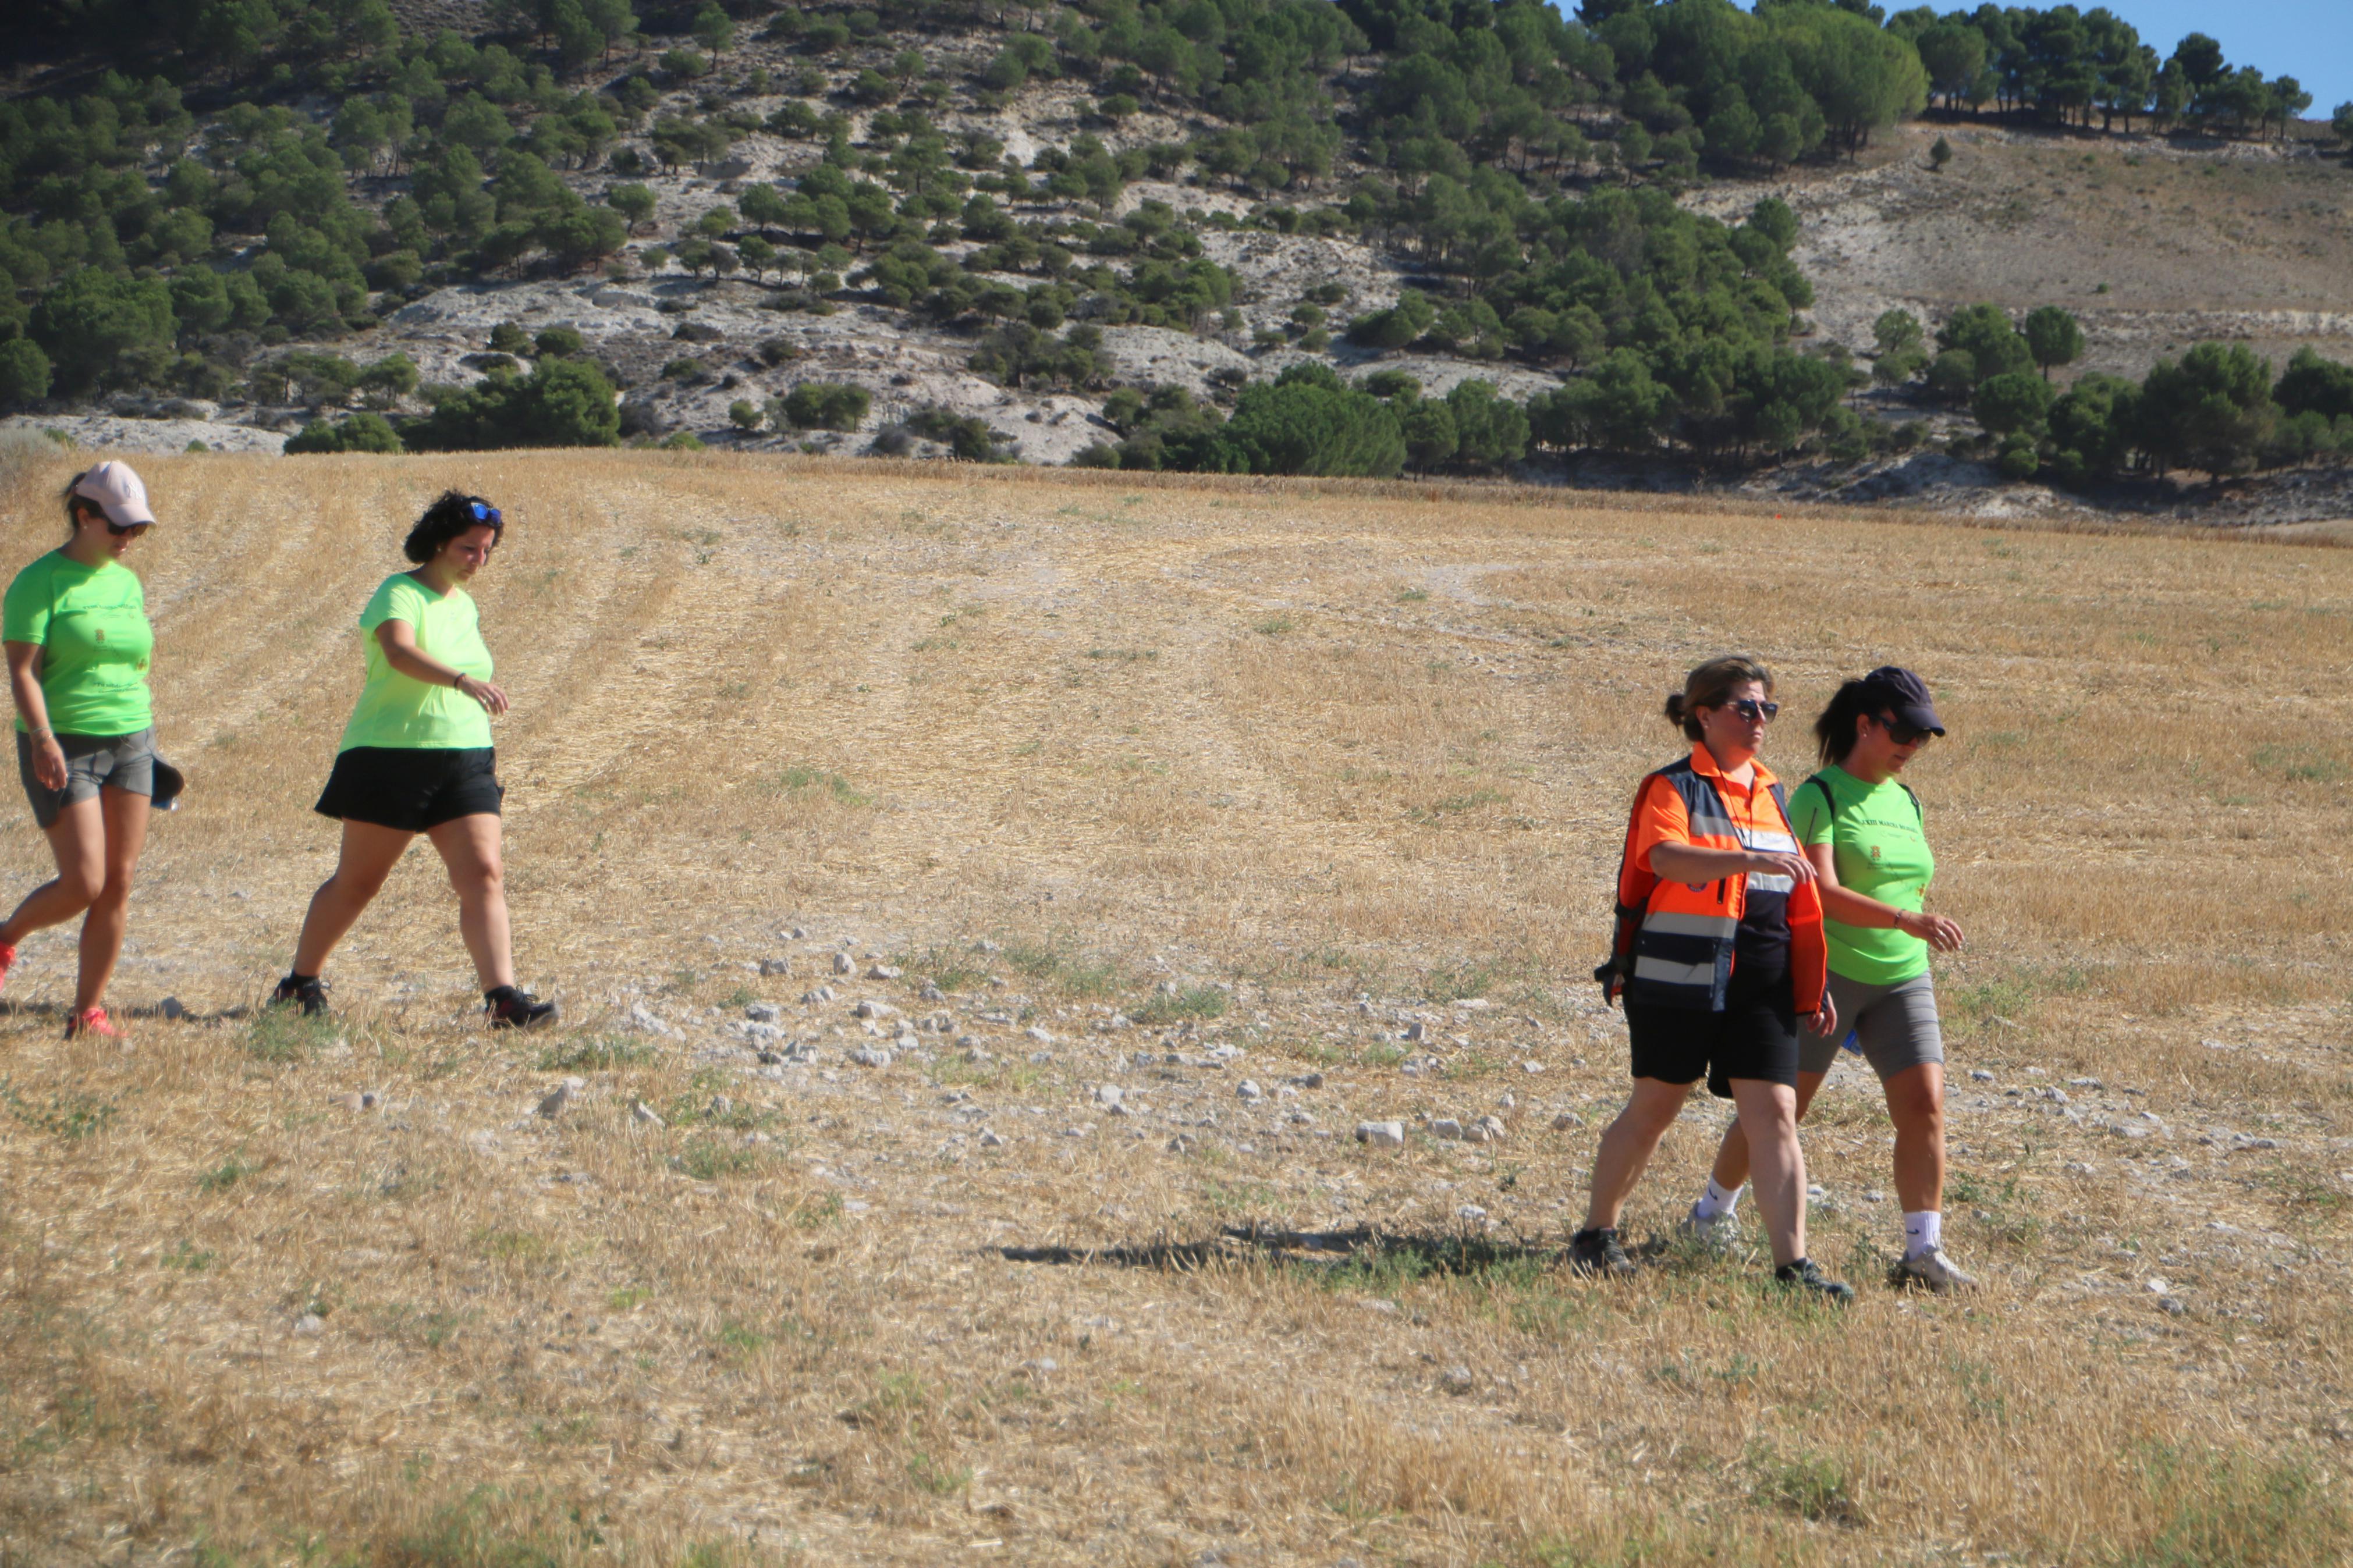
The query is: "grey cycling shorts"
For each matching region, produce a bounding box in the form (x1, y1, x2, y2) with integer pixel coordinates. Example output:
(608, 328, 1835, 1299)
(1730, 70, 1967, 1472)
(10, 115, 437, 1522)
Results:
(1798, 969, 1944, 1081)
(16, 726, 155, 830)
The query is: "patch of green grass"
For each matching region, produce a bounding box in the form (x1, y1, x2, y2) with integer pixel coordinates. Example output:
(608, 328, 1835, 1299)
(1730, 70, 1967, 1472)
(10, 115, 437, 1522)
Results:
(2103, 1443, 2347, 1567)
(1395, 587, 1428, 602)
(1253, 614, 1294, 635)
(1085, 646, 1157, 662)
(2252, 744, 2346, 784)
(907, 1452, 972, 1496)
(672, 1136, 764, 1181)
(385, 1485, 603, 1568)
(1748, 1443, 1865, 1526)
(160, 1239, 215, 1272)
(244, 1006, 339, 1064)
(1408, 786, 1507, 823)
(469, 1228, 550, 1263)
(198, 1155, 255, 1193)
(1132, 984, 1227, 1027)
(1424, 960, 1498, 1005)
(1199, 1178, 1280, 1217)
(0, 1080, 117, 1140)
(999, 936, 1120, 998)
(893, 942, 988, 994)
(605, 1286, 650, 1312)
(534, 1035, 654, 1072)
(714, 1319, 769, 1356)
(776, 765, 870, 806)
(795, 1190, 845, 1228)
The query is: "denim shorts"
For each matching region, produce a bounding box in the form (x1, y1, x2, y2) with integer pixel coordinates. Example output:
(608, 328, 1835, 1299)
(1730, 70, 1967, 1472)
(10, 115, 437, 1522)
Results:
(16, 726, 155, 829)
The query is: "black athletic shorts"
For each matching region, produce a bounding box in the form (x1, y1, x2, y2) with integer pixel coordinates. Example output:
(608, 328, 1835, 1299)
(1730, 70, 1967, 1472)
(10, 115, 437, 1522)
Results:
(1625, 962, 1800, 1100)
(314, 746, 502, 833)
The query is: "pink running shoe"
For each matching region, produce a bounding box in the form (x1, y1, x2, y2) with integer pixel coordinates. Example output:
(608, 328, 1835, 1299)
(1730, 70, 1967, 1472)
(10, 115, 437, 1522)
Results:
(66, 1005, 122, 1040)
(0, 943, 15, 995)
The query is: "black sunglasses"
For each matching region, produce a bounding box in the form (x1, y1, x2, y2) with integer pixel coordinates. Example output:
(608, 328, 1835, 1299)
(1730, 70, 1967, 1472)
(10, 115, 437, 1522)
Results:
(106, 520, 150, 538)
(1876, 714, 1933, 745)
(1725, 698, 1780, 723)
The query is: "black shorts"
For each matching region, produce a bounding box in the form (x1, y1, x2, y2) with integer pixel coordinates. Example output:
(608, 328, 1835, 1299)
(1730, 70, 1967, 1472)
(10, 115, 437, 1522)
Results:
(314, 746, 502, 833)
(1625, 966, 1799, 1100)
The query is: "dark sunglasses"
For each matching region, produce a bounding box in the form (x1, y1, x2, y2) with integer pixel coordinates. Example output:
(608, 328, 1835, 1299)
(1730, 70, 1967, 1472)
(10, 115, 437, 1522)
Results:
(470, 502, 502, 527)
(1724, 698, 1780, 723)
(106, 520, 151, 538)
(1875, 714, 1933, 745)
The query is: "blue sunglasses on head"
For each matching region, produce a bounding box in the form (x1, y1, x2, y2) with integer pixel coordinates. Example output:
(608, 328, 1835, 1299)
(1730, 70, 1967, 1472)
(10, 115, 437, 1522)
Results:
(470, 501, 502, 526)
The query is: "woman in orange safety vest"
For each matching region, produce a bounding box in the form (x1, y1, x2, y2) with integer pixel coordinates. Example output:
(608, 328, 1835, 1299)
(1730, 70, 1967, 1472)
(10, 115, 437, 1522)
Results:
(1574, 655, 1853, 1303)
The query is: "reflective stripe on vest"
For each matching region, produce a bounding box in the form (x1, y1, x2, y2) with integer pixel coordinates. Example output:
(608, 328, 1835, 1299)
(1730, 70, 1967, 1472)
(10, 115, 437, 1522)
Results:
(1616, 756, 1789, 1011)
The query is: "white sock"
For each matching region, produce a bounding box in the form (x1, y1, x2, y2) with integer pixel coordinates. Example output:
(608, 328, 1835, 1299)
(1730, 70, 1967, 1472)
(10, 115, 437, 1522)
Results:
(1904, 1210, 1942, 1258)
(1693, 1178, 1745, 1221)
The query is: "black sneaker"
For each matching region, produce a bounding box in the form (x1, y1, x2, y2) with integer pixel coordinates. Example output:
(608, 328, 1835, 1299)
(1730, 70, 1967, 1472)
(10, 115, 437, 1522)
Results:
(485, 988, 559, 1030)
(1568, 1226, 1637, 1278)
(1774, 1257, 1856, 1306)
(271, 974, 330, 1016)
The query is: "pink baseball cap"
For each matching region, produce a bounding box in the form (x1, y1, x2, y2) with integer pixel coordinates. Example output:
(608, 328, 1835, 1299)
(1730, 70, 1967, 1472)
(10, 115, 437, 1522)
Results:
(70, 461, 156, 528)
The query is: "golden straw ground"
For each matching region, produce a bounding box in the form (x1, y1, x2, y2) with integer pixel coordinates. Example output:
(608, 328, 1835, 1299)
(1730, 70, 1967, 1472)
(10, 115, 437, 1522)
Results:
(0, 448, 2347, 1565)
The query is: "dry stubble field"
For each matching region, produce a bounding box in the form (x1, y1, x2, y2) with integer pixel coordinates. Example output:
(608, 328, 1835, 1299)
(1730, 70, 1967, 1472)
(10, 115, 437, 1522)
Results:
(0, 449, 2348, 1567)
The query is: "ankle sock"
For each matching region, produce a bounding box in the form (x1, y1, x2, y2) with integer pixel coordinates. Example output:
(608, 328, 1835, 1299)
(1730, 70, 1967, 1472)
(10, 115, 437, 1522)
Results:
(1903, 1210, 1942, 1258)
(1693, 1178, 1745, 1222)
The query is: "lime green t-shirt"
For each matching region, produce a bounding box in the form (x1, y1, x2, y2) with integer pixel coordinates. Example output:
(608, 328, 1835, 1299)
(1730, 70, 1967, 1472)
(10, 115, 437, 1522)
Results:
(2, 551, 154, 737)
(337, 573, 495, 752)
(1790, 765, 1935, 985)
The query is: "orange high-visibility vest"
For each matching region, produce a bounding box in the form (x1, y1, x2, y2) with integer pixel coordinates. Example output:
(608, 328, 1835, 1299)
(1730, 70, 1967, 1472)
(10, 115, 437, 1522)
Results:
(1596, 746, 1826, 1014)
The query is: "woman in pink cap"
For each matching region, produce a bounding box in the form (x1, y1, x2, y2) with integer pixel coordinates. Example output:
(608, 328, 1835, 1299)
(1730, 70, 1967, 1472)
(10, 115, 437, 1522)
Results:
(0, 461, 165, 1039)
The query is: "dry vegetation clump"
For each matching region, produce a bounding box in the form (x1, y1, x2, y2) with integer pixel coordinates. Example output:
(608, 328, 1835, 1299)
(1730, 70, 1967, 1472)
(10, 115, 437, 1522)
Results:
(1, 450, 2350, 1565)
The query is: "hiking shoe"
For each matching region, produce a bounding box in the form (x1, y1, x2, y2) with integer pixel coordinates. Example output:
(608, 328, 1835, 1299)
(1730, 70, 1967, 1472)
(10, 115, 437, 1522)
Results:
(485, 989, 559, 1030)
(1567, 1226, 1637, 1278)
(1676, 1204, 1742, 1253)
(1773, 1257, 1855, 1306)
(1891, 1247, 1981, 1295)
(271, 973, 330, 1017)
(0, 942, 15, 995)
(65, 1005, 121, 1041)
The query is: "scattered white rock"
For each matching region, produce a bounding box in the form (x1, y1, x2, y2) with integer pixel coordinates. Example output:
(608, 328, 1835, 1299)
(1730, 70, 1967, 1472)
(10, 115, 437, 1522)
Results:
(1969, 1069, 1996, 1082)
(849, 1046, 893, 1068)
(853, 999, 899, 1021)
(758, 957, 792, 977)
(1236, 1079, 1264, 1102)
(867, 964, 903, 980)
(631, 1099, 665, 1127)
(467, 1130, 502, 1155)
(802, 986, 836, 1004)
(832, 952, 854, 975)
(1456, 1204, 1488, 1223)
(978, 1129, 1005, 1149)
(1466, 1115, 1506, 1144)
(292, 1314, 325, 1338)
(1551, 1111, 1585, 1131)
(746, 1002, 781, 1023)
(1430, 1117, 1464, 1140)
(625, 1002, 677, 1037)
(1520, 1059, 1545, 1073)
(1355, 1120, 1406, 1149)
(1440, 1365, 1474, 1393)
(536, 1083, 577, 1118)
(1025, 1026, 1055, 1045)
(1094, 1084, 1124, 1108)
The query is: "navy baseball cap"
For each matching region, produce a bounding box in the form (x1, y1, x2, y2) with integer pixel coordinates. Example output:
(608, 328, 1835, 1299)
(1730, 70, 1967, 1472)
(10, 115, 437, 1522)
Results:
(1859, 666, 1944, 735)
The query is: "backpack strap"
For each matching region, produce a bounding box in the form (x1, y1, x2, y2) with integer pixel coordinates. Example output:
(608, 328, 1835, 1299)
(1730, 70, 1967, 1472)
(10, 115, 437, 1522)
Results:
(1897, 780, 1923, 824)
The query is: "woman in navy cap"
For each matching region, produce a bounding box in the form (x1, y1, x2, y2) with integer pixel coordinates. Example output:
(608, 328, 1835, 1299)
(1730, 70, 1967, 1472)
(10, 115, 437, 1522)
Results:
(1685, 667, 1979, 1293)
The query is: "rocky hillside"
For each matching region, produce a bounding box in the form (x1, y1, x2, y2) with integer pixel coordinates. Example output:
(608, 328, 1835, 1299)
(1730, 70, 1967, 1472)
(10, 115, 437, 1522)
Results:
(4, 0, 2351, 520)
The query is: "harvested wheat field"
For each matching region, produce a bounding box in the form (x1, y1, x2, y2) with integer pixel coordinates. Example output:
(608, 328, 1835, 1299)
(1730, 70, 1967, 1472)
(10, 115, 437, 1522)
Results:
(1, 447, 2349, 1567)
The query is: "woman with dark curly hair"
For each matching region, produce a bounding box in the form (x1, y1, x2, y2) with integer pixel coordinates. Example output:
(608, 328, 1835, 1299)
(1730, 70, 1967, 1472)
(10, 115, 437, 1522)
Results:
(271, 491, 555, 1028)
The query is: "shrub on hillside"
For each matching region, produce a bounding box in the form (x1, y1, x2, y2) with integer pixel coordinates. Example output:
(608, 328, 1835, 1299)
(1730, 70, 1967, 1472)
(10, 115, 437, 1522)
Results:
(780, 383, 870, 431)
(285, 412, 404, 454)
(402, 360, 621, 451)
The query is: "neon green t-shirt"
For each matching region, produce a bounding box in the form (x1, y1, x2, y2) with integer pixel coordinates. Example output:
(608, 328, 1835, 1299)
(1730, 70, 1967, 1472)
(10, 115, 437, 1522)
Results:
(1790, 765, 1935, 985)
(2, 551, 154, 737)
(337, 573, 495, 752)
